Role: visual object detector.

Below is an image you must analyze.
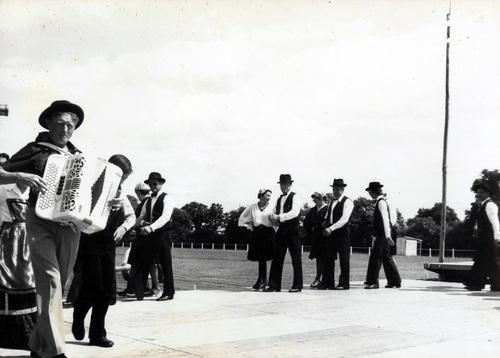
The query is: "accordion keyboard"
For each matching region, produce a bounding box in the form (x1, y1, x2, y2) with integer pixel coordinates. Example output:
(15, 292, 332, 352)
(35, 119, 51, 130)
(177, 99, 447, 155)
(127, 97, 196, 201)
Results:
(38, 162, 60, 210)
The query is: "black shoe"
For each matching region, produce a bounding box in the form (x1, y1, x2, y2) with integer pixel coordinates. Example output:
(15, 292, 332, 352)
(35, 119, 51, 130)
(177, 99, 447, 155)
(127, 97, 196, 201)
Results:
(310, 279, 321, 288)
(364, 284, 379, 289)
(156, 294, 174, 301)
(335, 285, 350, 290)
(464, 285, 482, 291)
(72, 319, 85, 340)
(385, 283, 401, 288)
(53, 355, 68, 358)
(144, 289, 156, 297)
(117, 289, 133, 297)
(30, 351, 41, 358)
(262, 286, 281, 292)
(288, 287, 302, 293)
(252, 278, 265, 290)
(136, 296, 144, 301)
(89, 337, 114, 348)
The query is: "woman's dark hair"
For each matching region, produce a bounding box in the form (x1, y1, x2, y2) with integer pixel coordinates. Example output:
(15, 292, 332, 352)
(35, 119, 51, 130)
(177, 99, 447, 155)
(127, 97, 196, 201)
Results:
(108, 154, 133, 176)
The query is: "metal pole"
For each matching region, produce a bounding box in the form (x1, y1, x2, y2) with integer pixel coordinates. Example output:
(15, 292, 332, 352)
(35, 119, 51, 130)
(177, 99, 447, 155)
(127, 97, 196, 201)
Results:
(439, 5, 451, 263)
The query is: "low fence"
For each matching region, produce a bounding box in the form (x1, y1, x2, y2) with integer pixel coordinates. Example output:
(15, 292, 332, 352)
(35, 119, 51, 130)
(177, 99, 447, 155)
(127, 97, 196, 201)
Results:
(162, 242, 475, 258)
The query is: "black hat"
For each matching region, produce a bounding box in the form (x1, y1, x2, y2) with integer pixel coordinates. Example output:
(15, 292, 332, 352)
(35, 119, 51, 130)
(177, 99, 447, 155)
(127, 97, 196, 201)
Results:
(39, 100, 84, 129)
(330, 178, 347, 188)
(144, 172, 166, 185)
(277, 174, 294, 184)
(365, 182, 384, 191)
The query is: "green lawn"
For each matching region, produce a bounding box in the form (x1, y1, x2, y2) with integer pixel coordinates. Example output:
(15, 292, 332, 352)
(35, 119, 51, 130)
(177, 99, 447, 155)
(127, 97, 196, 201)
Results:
(117, 249, 469, 292)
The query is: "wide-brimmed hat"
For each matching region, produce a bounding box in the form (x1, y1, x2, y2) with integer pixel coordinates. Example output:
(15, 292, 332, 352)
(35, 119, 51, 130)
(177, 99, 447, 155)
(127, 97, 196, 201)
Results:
(330, 178, 347, 188)
(277, 174, 294, 184)
(39, 100, 84, 129)
(365, 181, 384, 192)
(311, 192, 323, 200)
(144, 172, 166, 185)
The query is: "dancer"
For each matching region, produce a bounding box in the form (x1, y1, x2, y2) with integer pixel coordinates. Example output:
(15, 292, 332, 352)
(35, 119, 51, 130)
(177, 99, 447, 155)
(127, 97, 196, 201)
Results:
(303, 192, 327, 288)
(238, 189, 276, 290)
(364, 182, 401, 289)
(264, 174, 303, 293)
(71, 155, 135, 348)
(0, 182, 36, 350)
(136, 172, 175, 301)
(321, 179, 353, 290)
(464, 182, 500, 291)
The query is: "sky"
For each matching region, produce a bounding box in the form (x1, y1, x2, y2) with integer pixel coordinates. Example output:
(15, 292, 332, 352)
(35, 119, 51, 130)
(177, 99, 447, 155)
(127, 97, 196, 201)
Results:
(0, 0, 498, 220)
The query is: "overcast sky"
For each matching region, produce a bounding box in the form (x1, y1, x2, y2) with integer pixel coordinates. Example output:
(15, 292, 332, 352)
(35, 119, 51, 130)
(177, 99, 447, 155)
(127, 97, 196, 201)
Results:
(0, 0, 498, 219)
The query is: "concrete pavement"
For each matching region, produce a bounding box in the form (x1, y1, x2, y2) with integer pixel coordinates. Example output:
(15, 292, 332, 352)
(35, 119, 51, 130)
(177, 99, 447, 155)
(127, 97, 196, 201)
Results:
(2, 280, 500, 357)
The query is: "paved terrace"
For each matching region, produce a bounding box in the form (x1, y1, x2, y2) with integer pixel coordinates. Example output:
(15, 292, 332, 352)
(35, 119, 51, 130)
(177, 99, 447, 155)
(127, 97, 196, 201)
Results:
(2, 279, 500, 358)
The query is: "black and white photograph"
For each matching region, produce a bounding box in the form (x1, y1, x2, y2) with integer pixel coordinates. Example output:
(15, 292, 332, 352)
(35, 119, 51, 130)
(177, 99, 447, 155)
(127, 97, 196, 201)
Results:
(0, 0, 499, 357)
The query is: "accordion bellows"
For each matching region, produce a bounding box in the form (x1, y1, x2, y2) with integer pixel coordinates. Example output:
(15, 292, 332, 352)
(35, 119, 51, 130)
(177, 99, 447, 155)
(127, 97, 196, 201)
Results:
(36, 154, 123, 234)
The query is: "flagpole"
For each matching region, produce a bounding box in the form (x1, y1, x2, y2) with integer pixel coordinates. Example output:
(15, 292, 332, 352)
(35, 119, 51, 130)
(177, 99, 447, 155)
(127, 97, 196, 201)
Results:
(439, 3, 451, 263)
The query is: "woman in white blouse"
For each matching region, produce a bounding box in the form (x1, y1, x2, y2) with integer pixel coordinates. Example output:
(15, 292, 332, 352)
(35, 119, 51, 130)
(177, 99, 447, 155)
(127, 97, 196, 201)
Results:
(238, 189, 276, 290)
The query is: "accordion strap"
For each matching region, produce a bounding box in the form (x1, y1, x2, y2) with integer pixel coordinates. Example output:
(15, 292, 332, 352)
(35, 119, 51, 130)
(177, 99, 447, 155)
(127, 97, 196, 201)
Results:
(37, 142, 70, 155)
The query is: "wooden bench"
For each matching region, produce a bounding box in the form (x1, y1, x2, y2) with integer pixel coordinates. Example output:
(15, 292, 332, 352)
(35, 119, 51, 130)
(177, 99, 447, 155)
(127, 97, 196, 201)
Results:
(424, 261, 473, 282)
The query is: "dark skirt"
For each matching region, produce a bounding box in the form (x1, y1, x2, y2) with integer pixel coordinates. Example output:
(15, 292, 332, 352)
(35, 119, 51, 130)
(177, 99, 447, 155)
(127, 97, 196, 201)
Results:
(0, 222, 37, 350)
(308, 227, 323, 259)
(247, 225, 275, 262)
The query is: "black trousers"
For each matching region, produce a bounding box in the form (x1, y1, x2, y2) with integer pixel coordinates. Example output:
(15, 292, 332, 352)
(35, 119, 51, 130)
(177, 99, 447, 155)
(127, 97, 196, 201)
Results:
(467, 239, 500, 290)
(135, 232, 175, 299)
(336, 235, 350, 287)
(73, 241, 115, 340)
(365, 236, 401, 286)
(268, 226, 303, 289)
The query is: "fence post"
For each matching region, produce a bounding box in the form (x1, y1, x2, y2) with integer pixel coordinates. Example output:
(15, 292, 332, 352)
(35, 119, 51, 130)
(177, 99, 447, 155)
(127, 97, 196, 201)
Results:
(223, 243, 225, 250)
(368, 247, 371, 256)
(350, 246, 353, 255)
(301, 245, 304, 254)
(452, 248, 454, 258)
(429, 248, 432, 257)
(212, 243, 214, 250)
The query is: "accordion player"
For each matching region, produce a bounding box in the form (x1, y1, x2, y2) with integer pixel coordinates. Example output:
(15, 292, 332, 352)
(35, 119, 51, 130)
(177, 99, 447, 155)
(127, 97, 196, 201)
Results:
(35, 153, 123, 234)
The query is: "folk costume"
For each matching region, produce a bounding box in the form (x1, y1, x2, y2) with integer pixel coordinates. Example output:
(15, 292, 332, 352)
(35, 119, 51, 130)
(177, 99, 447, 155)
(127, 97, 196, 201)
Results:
(322, 180, 354, 289)
(303, 196, 328, 287)
(365, 183, 401, 288)
(71, 190, 135, 345)
(238, 200, 276, 289)
(0, 184, 36, 350)
(265, 174, 303, 292)
(465, 196, 500, 291)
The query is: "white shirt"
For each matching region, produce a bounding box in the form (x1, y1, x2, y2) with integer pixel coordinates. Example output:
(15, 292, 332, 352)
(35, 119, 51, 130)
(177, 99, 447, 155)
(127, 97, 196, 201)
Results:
(325, 194, 354, 232)
(238, 202, 275, 231)
(117, 192, 136, 232)
(138, 191, 174, 232)
(376, 195, 392, 239)
(275, 191, 302, 223)
(0, 184, 29, 224)
(482, 198, 500, 242)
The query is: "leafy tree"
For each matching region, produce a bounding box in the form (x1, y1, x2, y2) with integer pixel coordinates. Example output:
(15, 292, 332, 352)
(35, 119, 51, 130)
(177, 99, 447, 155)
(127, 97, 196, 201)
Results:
(223, 206, 247, 244)
(406, 203, 460, 249)
(350, 197, 375, 247)
(181, 202, 209, 232)
(395, 210, 407, 237)
(168, 208, 193, 242)
(471, 169, 500, 203)
(206, 203, 225, 233)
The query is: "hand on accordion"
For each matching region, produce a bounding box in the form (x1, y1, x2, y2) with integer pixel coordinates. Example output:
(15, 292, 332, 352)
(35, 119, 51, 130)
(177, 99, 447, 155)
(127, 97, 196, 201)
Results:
(15, 172, 48, 194)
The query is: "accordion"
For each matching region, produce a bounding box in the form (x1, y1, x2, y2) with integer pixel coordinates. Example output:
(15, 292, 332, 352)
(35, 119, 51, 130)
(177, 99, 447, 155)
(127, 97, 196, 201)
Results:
(35, 154, 123, 234)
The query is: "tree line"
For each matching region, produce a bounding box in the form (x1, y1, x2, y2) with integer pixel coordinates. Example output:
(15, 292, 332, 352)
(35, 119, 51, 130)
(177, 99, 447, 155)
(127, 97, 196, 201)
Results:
(131, 169, 499, 250)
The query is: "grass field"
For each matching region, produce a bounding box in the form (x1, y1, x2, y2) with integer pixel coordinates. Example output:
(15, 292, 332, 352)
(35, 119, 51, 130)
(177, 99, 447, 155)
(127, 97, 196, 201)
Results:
(117, 249, 467, 292)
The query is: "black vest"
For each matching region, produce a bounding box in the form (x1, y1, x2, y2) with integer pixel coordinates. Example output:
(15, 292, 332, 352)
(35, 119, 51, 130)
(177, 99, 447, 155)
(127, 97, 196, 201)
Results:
(326, 196, 350, 237)
(374, 197, 391, 238)
(144, 193, 169, 233)
(477, 199, 494, 241)
(277, 192, 299, 227)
